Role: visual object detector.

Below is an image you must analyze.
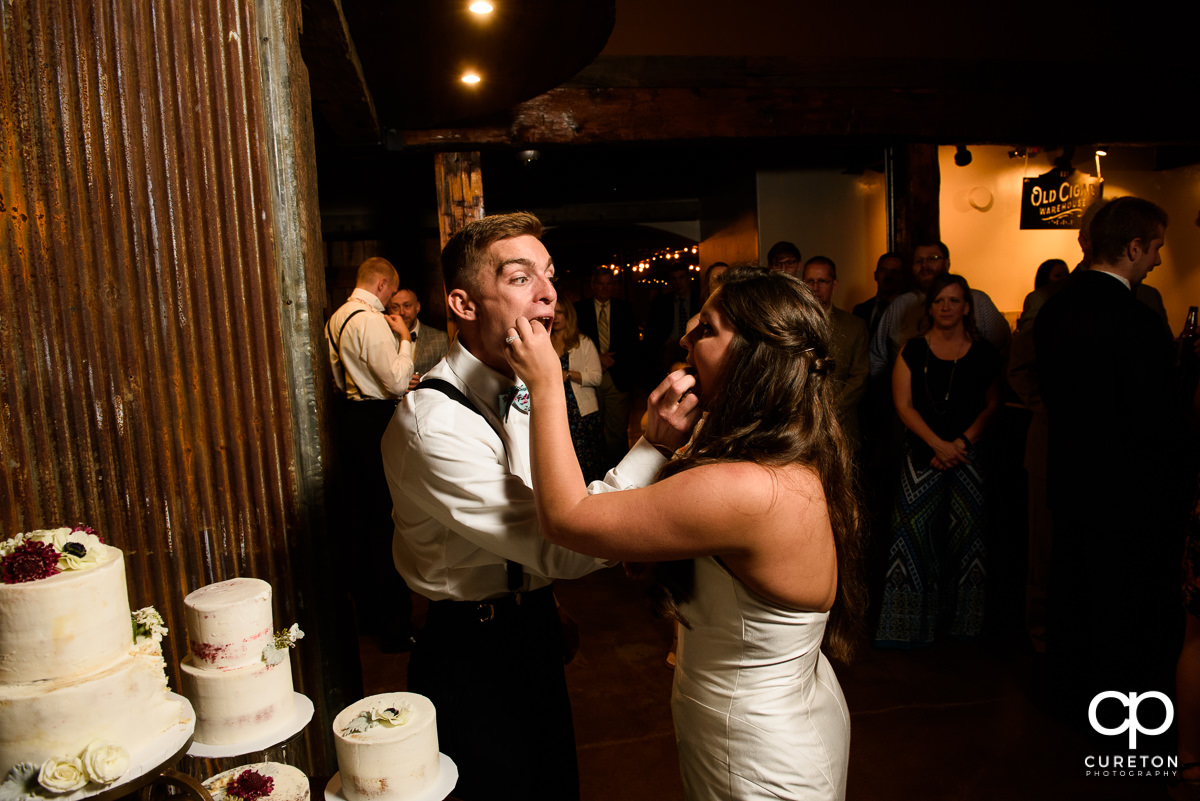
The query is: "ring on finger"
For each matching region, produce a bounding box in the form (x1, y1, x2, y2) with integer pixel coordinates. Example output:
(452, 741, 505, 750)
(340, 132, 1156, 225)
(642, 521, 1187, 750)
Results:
(505, 336, 517, 344)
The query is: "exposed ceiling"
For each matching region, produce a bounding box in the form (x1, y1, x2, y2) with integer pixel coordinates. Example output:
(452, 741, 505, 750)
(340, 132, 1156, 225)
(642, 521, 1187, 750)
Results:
(300, 0, 1199, 259)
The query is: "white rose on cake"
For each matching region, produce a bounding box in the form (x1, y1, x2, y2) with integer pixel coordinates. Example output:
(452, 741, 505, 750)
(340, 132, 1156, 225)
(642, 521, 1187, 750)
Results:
(38, 758, 88, 793)
(82, 742, 129, 785)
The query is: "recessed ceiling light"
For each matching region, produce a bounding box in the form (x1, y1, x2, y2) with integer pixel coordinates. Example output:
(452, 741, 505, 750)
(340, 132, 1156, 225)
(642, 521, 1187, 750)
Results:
(469, 1, 494, 13)
(461, 72, 481, 84)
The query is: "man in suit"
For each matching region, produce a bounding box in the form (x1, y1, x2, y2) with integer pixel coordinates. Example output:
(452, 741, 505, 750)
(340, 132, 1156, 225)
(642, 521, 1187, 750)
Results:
(803, 256, 868, 444)
(388, 286, 451, 381)
(853, 252, 905, 337)
(646, 263, 700, 380)
(575, 267, 640, 467)
(1035, 196, 1186, 723)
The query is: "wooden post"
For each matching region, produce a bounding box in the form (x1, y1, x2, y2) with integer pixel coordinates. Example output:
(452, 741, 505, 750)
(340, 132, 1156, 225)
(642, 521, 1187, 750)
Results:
(886, 143, 941, 255)
(434, 152, 484, 339)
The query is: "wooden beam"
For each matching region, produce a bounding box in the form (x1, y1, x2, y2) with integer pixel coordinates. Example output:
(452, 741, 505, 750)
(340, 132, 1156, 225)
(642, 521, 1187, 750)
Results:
(298, 0, 379, 144)
(397, 77, 1196, 150)
(432, 152, 485, 340)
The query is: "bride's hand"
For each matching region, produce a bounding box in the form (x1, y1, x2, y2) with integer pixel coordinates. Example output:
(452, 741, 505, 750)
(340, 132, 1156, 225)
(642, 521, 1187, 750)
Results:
(504, 316, 561, 392)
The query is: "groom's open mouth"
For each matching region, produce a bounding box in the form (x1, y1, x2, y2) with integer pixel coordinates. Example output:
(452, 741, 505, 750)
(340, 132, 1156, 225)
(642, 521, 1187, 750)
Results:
(532, 316, 553, 330)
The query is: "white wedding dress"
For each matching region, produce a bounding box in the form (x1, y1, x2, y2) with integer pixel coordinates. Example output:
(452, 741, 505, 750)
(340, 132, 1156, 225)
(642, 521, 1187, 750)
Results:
(672, 556, 850, 800)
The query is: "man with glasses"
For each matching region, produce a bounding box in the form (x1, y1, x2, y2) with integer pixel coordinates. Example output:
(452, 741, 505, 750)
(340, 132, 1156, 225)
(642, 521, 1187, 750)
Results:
(767, 240, 803, 274)
(868, 241, 1010, 377)
(803, 256, 868, 444)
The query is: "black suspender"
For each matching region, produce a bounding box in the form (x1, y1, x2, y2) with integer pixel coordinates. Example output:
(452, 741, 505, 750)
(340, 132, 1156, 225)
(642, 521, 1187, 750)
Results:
(326, 307, 367, 360)
(414, 379, 525, 593)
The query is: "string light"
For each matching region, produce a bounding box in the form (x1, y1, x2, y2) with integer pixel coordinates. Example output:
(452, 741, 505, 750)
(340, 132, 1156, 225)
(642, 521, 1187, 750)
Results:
(595, 246, 701, 285)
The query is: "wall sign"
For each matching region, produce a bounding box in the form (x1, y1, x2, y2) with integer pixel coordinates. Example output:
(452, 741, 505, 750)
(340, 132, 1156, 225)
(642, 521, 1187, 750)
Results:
(1020, 167, 1103, 229)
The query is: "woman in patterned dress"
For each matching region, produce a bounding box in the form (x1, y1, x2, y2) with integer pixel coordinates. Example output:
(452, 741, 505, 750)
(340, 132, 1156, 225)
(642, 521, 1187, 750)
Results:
(874, 273, 1002, 647)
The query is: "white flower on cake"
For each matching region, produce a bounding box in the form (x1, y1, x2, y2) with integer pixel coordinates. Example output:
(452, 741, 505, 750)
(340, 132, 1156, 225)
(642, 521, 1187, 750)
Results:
(0, 763, 40, 801)
(81, 742, 129, 785)
(37, 758, 87, 794)
(342, 702, 413, 735)
(0, 526, 108, 584)
(132, 607, 168, 643)
(262, 622, 304, 666)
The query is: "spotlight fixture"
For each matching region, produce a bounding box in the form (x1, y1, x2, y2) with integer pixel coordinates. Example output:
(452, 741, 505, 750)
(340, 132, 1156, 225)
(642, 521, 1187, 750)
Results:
(1094, 148, 1107, 180)
(954, 145, 973, 167)
(469, 1, 494, 13)
(461, 72, 481, 84)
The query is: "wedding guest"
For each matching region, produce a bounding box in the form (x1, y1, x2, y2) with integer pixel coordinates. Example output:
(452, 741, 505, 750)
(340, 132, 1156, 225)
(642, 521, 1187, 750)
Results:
(803, 256, 868, 445)
(1035, 195, 1186, 718)
(874, 273, 1002, 647)
(575, 267, 639, 468)
(325, 257, 415, 650)
(646, 263, 700, 380)
(853, 252, 905, 337)
(766, 240, 802, 274)
(506, 268, 864, 801)
(551, 300, 604, 482)
(702, 261, 729, 300)
(387, 285, 450, 383)
(1033, 258, 1069, 290)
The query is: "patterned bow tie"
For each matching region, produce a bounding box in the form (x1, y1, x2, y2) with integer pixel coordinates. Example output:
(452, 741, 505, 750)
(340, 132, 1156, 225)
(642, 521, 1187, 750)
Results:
(499, 383, 530, 421)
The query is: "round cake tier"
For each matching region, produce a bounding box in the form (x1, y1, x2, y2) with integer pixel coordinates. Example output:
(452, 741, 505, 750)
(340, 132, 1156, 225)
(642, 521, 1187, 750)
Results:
(204, 762, 311, 801)
(184, 577, 273, 669)
(332, 693, 439, 801)
(181, 652, 296, 746)
(0, 642, 190, 771)
(0, 544, 131, 684)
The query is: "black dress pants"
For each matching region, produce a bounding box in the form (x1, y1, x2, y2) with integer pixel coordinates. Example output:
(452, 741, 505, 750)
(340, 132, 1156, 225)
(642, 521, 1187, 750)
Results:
(408, 585, 579, 801)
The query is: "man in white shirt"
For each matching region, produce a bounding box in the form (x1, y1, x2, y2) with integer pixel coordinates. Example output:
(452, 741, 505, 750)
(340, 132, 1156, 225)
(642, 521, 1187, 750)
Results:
(868, 241, 1011, 378)
(382, 213, 697, 801)
(325, 257, 415, 649)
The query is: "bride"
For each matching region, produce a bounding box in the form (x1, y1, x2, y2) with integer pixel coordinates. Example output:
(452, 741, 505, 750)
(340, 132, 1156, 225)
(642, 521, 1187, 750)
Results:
(505, 268, 864, 801)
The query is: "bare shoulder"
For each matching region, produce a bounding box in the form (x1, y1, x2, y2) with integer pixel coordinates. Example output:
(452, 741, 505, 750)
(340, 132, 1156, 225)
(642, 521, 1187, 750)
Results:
(660, 461, 825, 518)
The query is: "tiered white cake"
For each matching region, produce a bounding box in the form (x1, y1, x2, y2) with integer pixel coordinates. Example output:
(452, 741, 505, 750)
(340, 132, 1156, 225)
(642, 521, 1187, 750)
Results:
(180, 578, 298, 746)
(333, 693, 440, 801)
(204, 762, 310, 801)
(0, 527, 190, 797)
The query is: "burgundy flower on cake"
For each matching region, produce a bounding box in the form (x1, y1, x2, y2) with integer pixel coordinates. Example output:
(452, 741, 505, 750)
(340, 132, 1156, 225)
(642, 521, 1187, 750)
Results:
(227, 769, 274, 801)
(0, 539, 62, 584)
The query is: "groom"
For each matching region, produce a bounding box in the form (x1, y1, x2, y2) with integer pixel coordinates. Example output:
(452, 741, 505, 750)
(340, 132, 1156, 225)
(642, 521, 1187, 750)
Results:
(381, 212, 698, 801)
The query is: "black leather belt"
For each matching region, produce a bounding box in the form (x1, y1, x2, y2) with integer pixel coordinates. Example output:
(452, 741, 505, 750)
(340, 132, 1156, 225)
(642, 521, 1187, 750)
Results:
(427, 584, 554, 625)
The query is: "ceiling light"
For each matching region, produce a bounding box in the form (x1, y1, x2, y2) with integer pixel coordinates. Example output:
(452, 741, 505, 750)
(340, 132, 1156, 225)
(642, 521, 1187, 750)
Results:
(461, 72, 481, 84)
(469, 1, 494, 13)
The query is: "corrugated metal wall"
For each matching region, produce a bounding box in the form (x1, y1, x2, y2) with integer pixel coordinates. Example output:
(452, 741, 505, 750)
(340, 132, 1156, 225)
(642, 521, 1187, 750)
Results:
(1, 0, 336, 771)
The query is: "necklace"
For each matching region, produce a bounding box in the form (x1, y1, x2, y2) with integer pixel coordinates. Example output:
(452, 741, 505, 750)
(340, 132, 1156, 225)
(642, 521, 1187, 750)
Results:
(922, 335, 968, 411)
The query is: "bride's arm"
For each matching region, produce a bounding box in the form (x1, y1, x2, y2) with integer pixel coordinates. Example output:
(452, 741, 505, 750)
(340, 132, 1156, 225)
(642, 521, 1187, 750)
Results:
(505, 316, 704, 558)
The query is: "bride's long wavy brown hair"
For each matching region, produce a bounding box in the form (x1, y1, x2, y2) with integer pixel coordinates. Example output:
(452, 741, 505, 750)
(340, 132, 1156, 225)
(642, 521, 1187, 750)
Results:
(653, 268, 867, 663)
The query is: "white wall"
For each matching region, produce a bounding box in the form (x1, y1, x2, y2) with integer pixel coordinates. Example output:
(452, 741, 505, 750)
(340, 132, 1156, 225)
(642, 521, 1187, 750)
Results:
(756, 169, 888, 311)
(939, 145, 1200, 331)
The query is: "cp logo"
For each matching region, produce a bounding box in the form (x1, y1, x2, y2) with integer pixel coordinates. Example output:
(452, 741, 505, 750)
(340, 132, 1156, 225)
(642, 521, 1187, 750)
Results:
(1088, 691, 1174, 749)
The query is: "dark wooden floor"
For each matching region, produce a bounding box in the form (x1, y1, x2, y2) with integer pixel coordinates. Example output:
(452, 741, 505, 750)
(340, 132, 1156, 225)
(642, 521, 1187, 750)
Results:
(359, 564, 1176, 801)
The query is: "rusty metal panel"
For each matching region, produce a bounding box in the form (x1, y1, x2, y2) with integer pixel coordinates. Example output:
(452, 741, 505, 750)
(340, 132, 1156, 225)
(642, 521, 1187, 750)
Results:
(1, 0, 333, 771)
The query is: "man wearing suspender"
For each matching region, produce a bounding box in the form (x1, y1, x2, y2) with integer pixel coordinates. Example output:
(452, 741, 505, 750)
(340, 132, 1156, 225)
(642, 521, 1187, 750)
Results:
(325, 257, 416, 650)
(381, 214, 698, 800)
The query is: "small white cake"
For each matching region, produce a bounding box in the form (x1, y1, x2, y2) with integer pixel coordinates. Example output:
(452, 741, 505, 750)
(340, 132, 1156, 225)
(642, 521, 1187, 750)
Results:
(180, 578, 298, 745)
(333, 693, 439, 801)
(204, 762, 310, 801)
